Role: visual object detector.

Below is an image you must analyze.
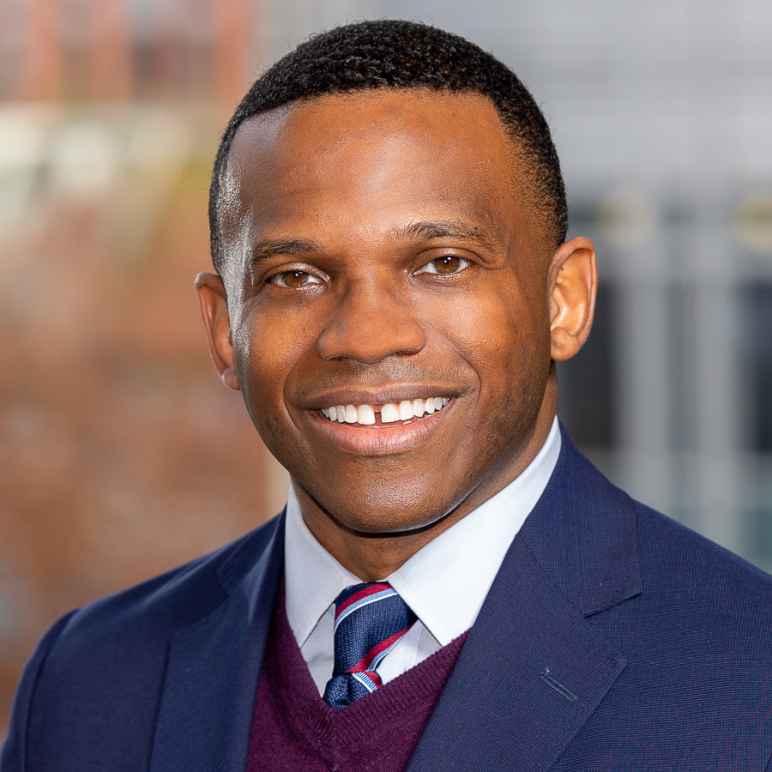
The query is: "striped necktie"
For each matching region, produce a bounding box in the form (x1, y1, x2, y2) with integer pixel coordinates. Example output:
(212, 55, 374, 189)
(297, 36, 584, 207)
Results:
(323, 582, 416, 708)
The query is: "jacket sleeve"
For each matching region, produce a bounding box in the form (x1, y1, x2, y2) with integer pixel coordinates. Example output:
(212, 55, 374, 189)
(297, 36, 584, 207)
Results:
(0, 611, 77, 772)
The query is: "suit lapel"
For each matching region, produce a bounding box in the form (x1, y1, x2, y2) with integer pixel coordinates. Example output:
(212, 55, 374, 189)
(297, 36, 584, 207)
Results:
(408, 431, 640, 771)
(150, 514, 284, 772)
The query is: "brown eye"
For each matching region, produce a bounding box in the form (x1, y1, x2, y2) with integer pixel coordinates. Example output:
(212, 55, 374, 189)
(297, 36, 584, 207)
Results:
(268, 270, 323, 289)
(435, 255, 462, 273)
(415, 255, 471, 276)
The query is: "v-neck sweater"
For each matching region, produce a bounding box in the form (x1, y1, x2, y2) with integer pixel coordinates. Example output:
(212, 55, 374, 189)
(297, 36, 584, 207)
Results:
(246, 586, 468, 771)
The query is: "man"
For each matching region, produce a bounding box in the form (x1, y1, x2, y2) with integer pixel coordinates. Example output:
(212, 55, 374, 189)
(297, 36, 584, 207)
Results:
(3, 19, 771, 772)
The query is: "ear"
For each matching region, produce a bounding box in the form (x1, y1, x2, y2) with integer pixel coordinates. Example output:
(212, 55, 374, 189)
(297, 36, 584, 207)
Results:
(547, 237, 598, 362)
(194, 272, 240, 390)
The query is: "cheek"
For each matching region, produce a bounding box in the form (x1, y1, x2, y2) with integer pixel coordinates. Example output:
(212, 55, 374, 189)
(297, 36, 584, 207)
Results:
(435, 279, 552, 467)
(235, 305, 312, 433)
(432, 277, 550, 394)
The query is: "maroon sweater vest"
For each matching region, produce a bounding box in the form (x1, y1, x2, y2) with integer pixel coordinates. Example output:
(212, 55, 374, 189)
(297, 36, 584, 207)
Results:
(247, 588, 467, 771)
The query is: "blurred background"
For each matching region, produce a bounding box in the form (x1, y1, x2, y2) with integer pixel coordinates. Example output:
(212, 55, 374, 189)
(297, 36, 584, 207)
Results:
(1, 0, 771, 731)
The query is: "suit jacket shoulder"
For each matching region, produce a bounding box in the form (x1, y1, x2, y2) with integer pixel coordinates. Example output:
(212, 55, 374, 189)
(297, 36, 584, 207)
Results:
(410, 439, 772, 771)
(558, 499, 772, 770)
(1, 514, 283, 772)
(536, 451, 772, 771)
(59, 513, 280, 644)
(636, 499, 772, 628)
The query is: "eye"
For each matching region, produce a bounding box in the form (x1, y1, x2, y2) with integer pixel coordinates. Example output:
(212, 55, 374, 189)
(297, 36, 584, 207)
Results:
(414, 254, 471, 276)
(267, 269, 323, 289)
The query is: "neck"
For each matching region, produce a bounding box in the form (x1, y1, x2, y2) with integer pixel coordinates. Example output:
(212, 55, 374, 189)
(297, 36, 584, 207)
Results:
(295, 379, 558, 580)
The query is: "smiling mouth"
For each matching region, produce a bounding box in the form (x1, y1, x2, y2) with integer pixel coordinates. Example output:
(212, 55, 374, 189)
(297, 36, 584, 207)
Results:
(318, 396, 451, 426)
(306, 396, 456, 455)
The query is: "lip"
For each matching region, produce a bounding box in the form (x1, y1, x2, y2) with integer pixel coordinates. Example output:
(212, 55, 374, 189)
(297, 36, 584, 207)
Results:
(303, 397, 457, 456)
(302, 384, 461, 411)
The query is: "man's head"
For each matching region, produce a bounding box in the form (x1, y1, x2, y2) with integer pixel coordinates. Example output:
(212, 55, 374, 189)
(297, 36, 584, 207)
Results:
(196, 20, 596, 563)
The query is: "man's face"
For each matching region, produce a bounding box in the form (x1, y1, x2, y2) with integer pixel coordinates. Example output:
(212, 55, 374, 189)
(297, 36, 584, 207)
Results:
(212, 90, 561, 534)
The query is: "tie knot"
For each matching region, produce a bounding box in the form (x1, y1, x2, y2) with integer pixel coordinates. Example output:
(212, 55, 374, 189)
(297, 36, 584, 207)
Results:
(333, 582, 400, 627)
(323, 582, 416, 708)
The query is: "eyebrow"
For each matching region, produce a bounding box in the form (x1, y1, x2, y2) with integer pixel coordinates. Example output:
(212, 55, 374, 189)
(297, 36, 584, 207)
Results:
(389, 219, 496, 249)
(251, 238, 321, 264)
(249, 219, 497, 265)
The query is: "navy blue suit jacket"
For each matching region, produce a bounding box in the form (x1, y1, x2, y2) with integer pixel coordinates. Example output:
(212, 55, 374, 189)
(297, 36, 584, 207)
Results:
(3, 431, 771, 770)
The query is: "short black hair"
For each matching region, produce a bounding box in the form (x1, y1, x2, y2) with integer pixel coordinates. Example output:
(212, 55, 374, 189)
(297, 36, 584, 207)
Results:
(209, 19, 567, 274)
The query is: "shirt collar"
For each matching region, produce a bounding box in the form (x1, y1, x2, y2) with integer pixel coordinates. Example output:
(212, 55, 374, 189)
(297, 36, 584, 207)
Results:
(284, 484, 361, 647)
(284, 417, 561, 648)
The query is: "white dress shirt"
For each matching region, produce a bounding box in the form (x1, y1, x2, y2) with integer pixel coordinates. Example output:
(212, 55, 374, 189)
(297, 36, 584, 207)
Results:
(284, 417, 561, 695)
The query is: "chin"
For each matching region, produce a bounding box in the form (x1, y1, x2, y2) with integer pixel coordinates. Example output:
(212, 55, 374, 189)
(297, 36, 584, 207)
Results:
(324, 487, 465, 537)
(342, 513, 439, 536)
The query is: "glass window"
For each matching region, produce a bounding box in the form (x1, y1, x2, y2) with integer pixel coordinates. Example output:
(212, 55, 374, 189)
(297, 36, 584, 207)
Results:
(558, 280, 617, 450)
(738, 283, 772, 453)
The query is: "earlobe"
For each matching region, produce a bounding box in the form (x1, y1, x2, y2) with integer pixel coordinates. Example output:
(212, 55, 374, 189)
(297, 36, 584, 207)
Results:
(194, 272, 241, 391)
(548, 237, 598, 363)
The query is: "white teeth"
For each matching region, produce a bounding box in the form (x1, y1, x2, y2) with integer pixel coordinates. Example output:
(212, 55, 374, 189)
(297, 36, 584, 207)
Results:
(357, 404, 375, 425)
(381, 403, 400, 423)
(320, 396, 452, 424)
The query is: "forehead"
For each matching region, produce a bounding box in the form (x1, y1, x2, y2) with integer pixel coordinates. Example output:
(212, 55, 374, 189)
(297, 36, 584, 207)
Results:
(224, 90, 527, 244)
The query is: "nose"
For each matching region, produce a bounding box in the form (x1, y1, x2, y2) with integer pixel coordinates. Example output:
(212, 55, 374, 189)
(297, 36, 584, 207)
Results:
(316, 279, 426, 364)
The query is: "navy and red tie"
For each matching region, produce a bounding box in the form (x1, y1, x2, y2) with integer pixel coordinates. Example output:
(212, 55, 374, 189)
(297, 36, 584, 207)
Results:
(323, 582, 417, 708)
